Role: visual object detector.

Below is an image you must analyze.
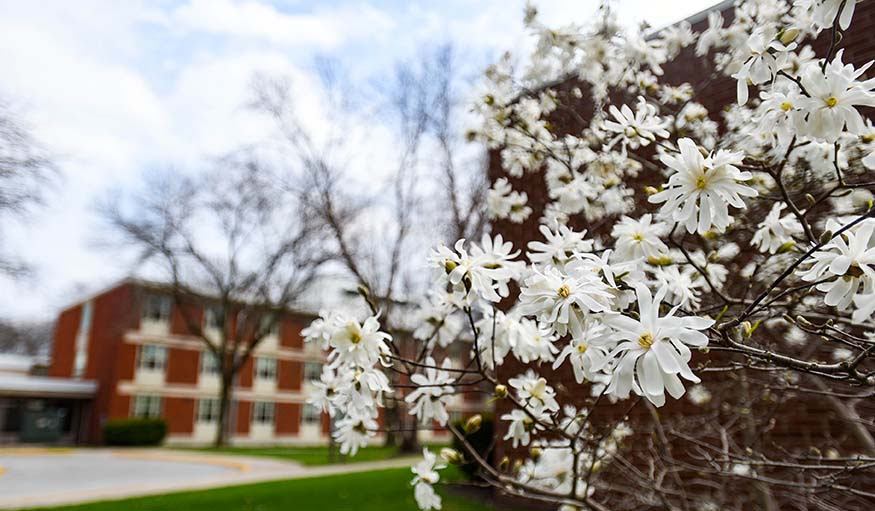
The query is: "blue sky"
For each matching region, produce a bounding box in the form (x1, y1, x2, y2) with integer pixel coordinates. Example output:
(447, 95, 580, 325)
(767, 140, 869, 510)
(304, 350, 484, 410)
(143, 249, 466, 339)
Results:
(0, 0, 717, 320)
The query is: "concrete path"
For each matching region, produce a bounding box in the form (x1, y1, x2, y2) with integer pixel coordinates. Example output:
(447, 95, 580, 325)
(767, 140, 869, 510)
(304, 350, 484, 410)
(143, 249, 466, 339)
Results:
(0, 448, 418, 509)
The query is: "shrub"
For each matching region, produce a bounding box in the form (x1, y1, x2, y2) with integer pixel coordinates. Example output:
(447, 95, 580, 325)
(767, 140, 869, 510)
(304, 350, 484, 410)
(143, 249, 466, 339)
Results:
(104, 418, 167, 446)
(451, 413, 493, 480)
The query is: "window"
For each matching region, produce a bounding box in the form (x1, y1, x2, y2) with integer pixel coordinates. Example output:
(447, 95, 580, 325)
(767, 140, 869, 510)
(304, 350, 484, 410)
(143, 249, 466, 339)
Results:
(196, 398, 220, 423)
(252, 401, 275, 425)
(302, 403, 321, 425)
(137, 345, 167, 371)
(204, 306, 224, 329)
(142, 294, 171, 322)
(254, 357, 277, 380)
(304, 362, 323, 383)
(131, 395, 162, 418)
(200, 351, 220, 375)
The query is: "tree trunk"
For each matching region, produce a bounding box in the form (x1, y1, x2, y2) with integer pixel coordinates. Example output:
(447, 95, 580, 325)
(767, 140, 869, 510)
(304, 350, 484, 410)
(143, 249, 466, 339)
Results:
(214, 372, 233, 447)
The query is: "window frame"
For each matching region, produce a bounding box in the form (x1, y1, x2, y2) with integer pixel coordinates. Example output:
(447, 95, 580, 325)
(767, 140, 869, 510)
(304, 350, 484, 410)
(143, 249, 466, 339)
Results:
(141, 293, 172, 322)
(254, 357, 277, 381)
(301, 403, 321, 425)
(131, 395, 162, 418)
(196, 398, 220, 423)
(303, 361, 323, 383)
(200, 351, 220, 375)
(251, 401, 275, 425)
(137, 344, 167, 371)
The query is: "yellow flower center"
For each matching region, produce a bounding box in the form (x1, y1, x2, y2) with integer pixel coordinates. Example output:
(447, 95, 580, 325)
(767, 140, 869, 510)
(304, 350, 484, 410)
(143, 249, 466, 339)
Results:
(780, 101, 793, 111)
(638, 332, 655, 350)
(695, 175, 708, 189)
(347, 324, 362, 344)
(632, 233, 644, 241)
(557, 284, 571, 299)
(577, 343, 588, 354)
(825, 96, 838, 108)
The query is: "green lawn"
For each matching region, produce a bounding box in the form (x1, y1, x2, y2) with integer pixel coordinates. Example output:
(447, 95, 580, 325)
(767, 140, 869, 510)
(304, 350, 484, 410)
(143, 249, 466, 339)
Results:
(23, 467, 496, 511)
(178, 444, 446, 466)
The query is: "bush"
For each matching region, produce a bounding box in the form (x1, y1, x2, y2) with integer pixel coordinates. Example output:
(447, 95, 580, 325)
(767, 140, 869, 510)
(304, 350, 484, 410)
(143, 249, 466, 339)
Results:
(104, 418, 167, 446)
(451, 413, 494, 480)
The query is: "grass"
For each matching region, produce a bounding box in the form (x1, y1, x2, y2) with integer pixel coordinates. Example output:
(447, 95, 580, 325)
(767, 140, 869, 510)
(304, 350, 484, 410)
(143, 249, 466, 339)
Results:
(22, 467, 497, 511)
(178, 443, 447, 466)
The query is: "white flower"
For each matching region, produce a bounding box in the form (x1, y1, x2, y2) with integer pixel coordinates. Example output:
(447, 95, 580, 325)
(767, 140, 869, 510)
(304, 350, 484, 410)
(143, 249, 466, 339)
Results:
(405, 358, 455, 426)
(611, 214, 669, 261)
(308, 365, 341, 416)
(429, 234, 523, 303)
(500, 408, 545, 448)
(751, 203, 802, 253)
(508, 370, 560, 413)
(853, 291, 875, 323)
(526, 224, 593, 268)
(650, 138, 757, 235)
(518, 265, 613, 338)
(411, 448, 446, 511)
(487, 177, 532, 223)
(687, 384, 712, 405)
(412, 294, 464, 348)
(602, 284, 714, 406)
(799, 0, 858, 31)
(334, 412, 377, 456)
(602, 96, 669, 150)
(695, 10, 724, 56)
(329, 316, 392, 368)
(508, 318, 559, 364)
(797, 52, 875, 142)
(799, 218, 875, 309)
(733, 27, 796, 105)
(551, 319, 611, 383)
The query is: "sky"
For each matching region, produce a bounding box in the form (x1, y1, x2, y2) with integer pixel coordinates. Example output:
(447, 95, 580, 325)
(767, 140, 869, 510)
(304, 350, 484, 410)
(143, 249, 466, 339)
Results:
(0, 0, 717, 322)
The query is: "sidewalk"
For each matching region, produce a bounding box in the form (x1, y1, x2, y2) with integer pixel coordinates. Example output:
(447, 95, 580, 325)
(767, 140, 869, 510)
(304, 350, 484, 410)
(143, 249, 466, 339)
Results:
(0, 448, 418, 509)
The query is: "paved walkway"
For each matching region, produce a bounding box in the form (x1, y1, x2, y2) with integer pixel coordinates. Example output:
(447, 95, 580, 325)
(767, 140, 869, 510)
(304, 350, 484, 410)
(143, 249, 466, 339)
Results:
(0, 448, 417, 509)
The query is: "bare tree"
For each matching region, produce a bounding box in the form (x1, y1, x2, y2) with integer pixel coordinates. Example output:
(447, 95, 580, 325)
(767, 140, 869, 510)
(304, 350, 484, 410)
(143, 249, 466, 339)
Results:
(251, 44, 485, 451)
(101, 157, 328, 446)
(0, 319, 53, 356)
(0, 97, 54, 278)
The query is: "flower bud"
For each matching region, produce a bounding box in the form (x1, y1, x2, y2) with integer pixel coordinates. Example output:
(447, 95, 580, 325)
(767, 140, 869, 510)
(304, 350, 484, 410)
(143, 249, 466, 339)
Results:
(646, 255, 673, 266)
(444, 260, 458, 274)
(644, 185, 659, 195)
(464, 414, 482, 434)
(778, 27, 800, 45)
(494, 384, 508, 399)
(530, 447, 542, 460)
(512, 459, 523, 474)
(777, 241, 796, 253)
(440, 448, 464, 465)
(499, 456, 510, 471)
(819, 230, 834, 245)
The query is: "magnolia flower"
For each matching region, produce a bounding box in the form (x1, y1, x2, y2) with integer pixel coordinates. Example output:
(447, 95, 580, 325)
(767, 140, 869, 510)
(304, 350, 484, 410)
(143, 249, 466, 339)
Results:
(412, 294, 464, 348)
(733, 27, 796, 105)
(518, 265, 613, 338)
(797, 52, 875, 142)
(329, 316, 392, 368)
(650, 138, 757, 235)
(429, 234, 523, 303)
(487, 177, 532, 223)
(602, 96, 669, 150)
(695, 10, 723, 56)
(411, 449, 446, 511)
(798, 218, 875, 309)
(801, 0, 858, 31)
(334, 413, 377, 456)
(508, 370, 560, 413)
(405, 358, 455, 426)
(611, 214, 669, 261)
(508, 318, 559, 363)
(526, 224, 593, 268)
(852, 291, 875, 322)
(751, 203, 802, 253)
(551, 319, 611, 383)
(308, 366, 342, 416)
(602, 284, 714, 406)
(501, 408, 546, 448)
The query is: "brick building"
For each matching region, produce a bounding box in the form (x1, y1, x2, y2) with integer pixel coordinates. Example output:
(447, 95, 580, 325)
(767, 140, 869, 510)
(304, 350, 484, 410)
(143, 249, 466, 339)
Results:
(49, 278, 332, 445)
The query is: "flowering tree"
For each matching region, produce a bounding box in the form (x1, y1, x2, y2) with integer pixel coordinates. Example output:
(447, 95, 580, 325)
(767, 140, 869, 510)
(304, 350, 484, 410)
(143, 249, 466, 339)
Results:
(304, 1, 875, 509)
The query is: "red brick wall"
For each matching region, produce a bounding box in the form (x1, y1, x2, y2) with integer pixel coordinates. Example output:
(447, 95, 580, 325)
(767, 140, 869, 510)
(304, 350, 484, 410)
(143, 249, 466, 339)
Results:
(170, 301, 203, 336)
(277, 360, 301, 391)
(280, 315, 306, 349)
(49, 305, 82, 377)
(238, 358, 253, 387)
(164, 397, 195, 434)
(236, 400, 251, 435)
(276, 402, 300, 435)
(166, 347, 199, 385)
